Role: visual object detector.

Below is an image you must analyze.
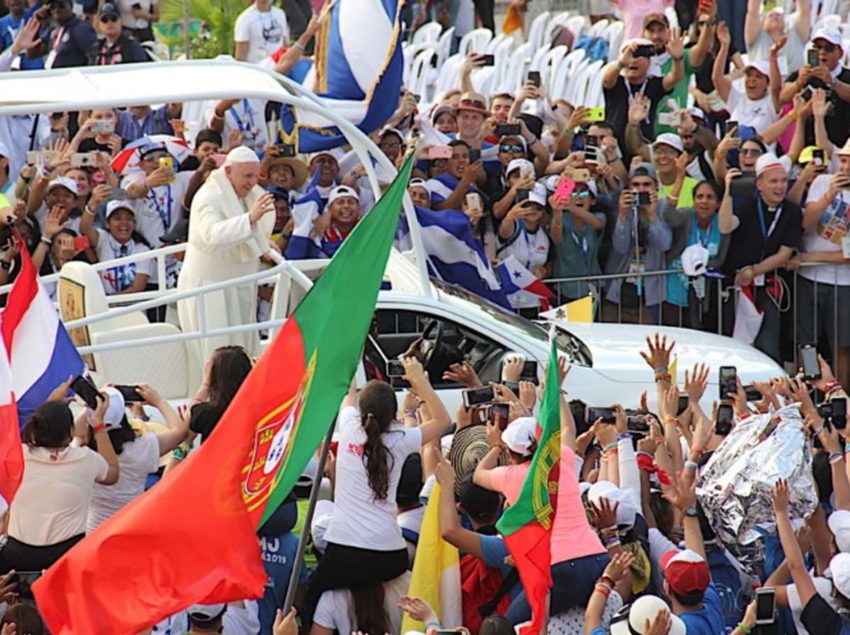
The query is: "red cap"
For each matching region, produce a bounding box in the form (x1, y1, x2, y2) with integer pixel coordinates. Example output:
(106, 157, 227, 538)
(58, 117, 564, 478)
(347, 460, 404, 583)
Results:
(661, 549, 711, 596)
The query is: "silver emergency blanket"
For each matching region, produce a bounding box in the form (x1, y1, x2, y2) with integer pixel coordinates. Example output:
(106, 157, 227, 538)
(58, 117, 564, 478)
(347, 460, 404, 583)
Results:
(696, 404, 816, 573)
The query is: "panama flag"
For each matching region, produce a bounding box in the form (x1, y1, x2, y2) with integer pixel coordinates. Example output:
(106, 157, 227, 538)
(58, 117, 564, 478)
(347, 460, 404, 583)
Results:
(278, 0, 403, 151)
(1, 233, 84, 425)
(33, 152, 417, 635)
(496, 255, 556, 311)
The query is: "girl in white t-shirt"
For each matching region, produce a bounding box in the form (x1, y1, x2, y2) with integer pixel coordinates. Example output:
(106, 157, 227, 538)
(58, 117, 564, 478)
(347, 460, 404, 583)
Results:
(0, 393, 119, 574)
(79, 199, 153, 295)
(303, 357, 450, 625)
(86, 384, 190, 532)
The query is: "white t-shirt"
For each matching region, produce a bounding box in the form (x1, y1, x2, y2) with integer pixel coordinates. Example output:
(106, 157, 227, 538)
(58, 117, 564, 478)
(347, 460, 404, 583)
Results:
(324, 406, 422, 551)
(397, 505, 425, 565)
(314, 571, 410, 635)
(122, 171, 192, 249)
(95, 229, 154, 295)
(215, 98, 269, 155)
(117, 0, 156, 30)
(726, 86, 778, 138)
(234, 5, 289, 64)
(87, 433, 160, 532)
(802, 174, 850, 285)
(9, 445, 109, 545)
(499, 225, 551, 309)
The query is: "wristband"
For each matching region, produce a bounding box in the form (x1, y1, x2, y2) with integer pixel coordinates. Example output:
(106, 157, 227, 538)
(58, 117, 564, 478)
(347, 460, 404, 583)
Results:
(85, 205, 96, 216)
(654, 366, 668, 374)
(403, 408, 417, 419)
(845, 441, 850, 454)
(672, 54, 684, 61)
(684, 460, 699, 471)
(293, 41, 305, 51)
(599, 574, 616, 587)
(91, 422, 106, 434)
(594, 584, 611, 598)
(40, 236, 52, 246)
(737, 623, 752, 635)
(655, 372, 672, 383)
(603, 441, 618, 452)
(616, 433, 631, 441)
(824, 380, 842, 395)
(424, 621, 441, 631)
(813, 425, 825, 437)
(604, 537, 622, 548)
(830, 451, 844, 465)
(663, 415, 678, 425)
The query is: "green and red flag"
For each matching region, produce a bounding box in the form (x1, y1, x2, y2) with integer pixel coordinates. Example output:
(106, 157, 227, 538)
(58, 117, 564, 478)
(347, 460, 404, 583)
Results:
(32, 152, 416, 634)
(495, 336, 561, 635)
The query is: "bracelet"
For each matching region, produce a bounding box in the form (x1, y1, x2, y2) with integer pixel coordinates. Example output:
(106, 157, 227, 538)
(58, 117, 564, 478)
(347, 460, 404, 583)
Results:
(824, 380, 842, 395)
(655, 372, 672, 383)
(830, 451, 844, 465)
(0, 261, 10, 271)
(654, 366, 668, 374)
(672, 54, 684, 61)
(604, 537, 622, 548)
(813, 425, 825, 437)
(424, 621, 441, 631)
(845, 442, 850, 454)
(663, 415, 678, 426)
(636, 451, 653, 460)
(40, 236, 52, 246)
(91, 423, 106, 434)
(403, 408, 417, 419)
(293, 41, 305, 51)
(603, 441, 618, 452)
(594, 584, 611, 598)
(684, 460, 699, 471)
(737, 623, 752, 635)
(84, 205, 96, 216)
(598, 574, 616, 587)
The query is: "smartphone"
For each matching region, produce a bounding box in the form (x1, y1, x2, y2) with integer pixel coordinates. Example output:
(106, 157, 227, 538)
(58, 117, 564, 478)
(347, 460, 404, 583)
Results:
(813, 148, 825, 165)
(496, 123, 521, 137)
(807, 48, 820, 67)
(159, 156, 174, 171)
(634, 44, 655, 58)
(463, 385, 496, 408)
(677, 394, 689, 416)
(627, 415, 650, 435)
(72, 375, 102, 410)
(465, 191, 483, 213)
(428, 145, 453, 160)
(633, 190, 651, 206)
(724, 120, 739, 137)
(588, 406, 616, 424)
(755, 588, 776, 626)
(584, 134, 599, 149)
(716, 403, 734, 436)
(71, 152, 98, 168)
(569, 168, 591, 183)
(515, 188, 530, 203)
(479, 54, 495, 66)
(468, 148, 481, 163)
(14, 571, 41, 600)
(800, 344, 821, 380)
(503, 380, 520, 394)
(73, 235, 91, 252)
(491, 402, 510, 431)
(657, 112, 682, 127)
(386, 359, 406, 377)
(554, 177, 576, 201)
(728, 174, 756, 198)
(744, 385, 763, 402)
(801, 86, 813, 101)
(113, 384, 144, 402)
(579, 107, 605, 123)
(584, 145, 599, 162)
(26, 150, 57, 164)
(719, 366, 737, 401)
(832, 397, 848, 430)
(521, 360, 538, 382)
(90, 119, 115, 134)
(527, 71, 541, 87)
(275, 143, 296, 158)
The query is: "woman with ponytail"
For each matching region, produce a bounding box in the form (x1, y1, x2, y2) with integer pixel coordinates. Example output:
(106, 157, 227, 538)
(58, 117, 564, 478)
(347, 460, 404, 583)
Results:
(0, 391, 119, 574)
(304, 356, 450, 625)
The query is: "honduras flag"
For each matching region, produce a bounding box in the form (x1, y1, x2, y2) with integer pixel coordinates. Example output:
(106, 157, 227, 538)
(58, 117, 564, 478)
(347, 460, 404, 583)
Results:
(278, 0, 404, 152)
(1, 233, 85, 424)
(284, 171, 327, 260)
(496, 255, 556, 310)
(398, 207, 511, 309)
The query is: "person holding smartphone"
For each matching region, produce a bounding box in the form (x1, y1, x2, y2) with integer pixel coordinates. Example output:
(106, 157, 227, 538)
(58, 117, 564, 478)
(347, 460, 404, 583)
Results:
(426, 140, 484, 211)
(0, 391, 119, 574)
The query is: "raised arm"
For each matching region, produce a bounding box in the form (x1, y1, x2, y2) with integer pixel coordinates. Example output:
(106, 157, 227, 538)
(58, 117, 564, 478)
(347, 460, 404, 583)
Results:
(712, 22, 733, 102)
(744, 0, 761, 49)
(771, 480, 817, 606)
(401, 356, 450, 445)
(662, 29, 686, 93)
(91, 393, 120, 485)
(435, 457, 484, 557)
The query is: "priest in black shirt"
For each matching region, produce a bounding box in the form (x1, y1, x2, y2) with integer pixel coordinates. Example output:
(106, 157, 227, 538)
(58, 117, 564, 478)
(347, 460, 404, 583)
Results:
(719, 153, 802, 362)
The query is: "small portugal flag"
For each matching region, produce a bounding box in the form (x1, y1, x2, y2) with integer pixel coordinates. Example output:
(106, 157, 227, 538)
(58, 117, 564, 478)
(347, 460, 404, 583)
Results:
(33, 152, 417, 634)
(495, 335, 561, 635)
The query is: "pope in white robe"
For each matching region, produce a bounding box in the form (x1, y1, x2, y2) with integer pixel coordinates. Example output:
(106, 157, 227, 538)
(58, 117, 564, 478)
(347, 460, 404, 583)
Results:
(177, 146, 276, 369)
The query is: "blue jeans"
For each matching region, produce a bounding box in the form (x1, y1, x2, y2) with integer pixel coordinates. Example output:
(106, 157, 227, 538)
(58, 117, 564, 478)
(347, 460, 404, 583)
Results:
(504, 552, 611, 623)
(715, 0, 747, 54)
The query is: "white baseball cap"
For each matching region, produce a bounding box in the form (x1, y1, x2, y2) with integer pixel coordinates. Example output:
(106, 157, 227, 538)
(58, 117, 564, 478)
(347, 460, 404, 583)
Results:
(681, 244, 710, 276)
(501, 416, 537, 456)
(528, 182, 548, 207)
(813, 27, 844, 50)
(86, 386, 126, 430)
(327, 184, 359, 206)
(829, 552, 850, 598)
(187, 604, 226, 622)
(755, 152, 788, 177)
(653, 133, 684, 154)
(506, 158, 535, 180)
(609, 595, 686, 635)
(47, 176, 79, 196)
(105, 200, 136, 220)
(830, 510, 850, 553)
(744, 60, 771, 78)
(587, 481, 638, 529)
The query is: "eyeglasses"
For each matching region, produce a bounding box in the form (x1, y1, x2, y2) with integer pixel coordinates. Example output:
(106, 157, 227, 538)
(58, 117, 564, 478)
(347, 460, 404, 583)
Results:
(381, 141, 403, 150)
(499, 144, 525, 153)
(814, 42, 838, 53)
(740, 148, 763, 157)
(100, 15, 119, 22)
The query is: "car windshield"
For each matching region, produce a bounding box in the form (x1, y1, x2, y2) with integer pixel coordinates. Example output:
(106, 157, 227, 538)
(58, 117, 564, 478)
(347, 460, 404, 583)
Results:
(431, 280, 593, 366)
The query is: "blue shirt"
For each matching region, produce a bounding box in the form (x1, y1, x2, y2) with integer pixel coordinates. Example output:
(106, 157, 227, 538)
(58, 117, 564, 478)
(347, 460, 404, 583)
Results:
(705, 545, 744, 631)
(678, 583, 728, 635)
(0, 5, 44, 70)
(479, 534, 521, 600)
(258, 532, 306, 635)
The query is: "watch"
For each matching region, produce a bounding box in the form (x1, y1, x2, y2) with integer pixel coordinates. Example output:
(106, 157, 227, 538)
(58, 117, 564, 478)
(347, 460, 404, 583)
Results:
(683, 505, 699, 517)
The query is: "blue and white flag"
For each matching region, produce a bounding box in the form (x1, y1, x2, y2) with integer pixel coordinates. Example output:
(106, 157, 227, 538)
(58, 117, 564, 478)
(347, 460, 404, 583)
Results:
(398, 207, 510, 309)
(496, 255, 556, 310)
(284, 171, 327, 260)
(279, 0, 404, 152)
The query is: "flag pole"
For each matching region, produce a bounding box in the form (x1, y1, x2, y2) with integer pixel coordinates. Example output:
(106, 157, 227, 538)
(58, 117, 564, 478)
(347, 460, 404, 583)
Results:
(282, 417, 336, 614)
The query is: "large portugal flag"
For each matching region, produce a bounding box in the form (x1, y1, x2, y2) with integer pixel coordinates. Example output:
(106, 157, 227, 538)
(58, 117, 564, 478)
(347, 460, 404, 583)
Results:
(495, 337, 561, 635)
(33, 153, 416, 634)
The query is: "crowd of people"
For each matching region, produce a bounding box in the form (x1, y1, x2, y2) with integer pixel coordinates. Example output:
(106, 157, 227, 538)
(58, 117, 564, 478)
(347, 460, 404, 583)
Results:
(3, 0, 850, 633)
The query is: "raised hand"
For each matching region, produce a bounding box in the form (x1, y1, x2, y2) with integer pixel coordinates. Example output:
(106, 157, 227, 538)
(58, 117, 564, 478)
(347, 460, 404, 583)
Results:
(639, 333, 676, 372)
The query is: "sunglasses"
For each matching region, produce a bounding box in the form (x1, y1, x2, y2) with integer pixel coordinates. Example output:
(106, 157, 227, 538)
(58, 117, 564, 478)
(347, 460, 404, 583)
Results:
(740, 148, 763, 157)
(100, 14, 119, 22)
(500, 144, 525, 153)
(814, 42, 838, 53)
(459, 99, 486, 110)
(571, 190, 591, 199)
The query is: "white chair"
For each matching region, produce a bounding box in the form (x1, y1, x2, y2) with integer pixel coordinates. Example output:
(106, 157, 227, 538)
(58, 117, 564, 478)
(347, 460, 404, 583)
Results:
(555, 48, 586, 100)
(586, 19, 609, 40)
(499, 41, 532, 93)
(413, 22, 442, 46)
(458, 28, 493, 57)
(564, 15, 588, 43)
(433, 55, 463, 100)
(543, 11, 572, 49)
(435, 26, 455, 68)
(528, 45, 550, 72)
(491, 36, 516, 88)
(527, 11, 551, 52)
(408, 47, 437, 100)
(582, 60, 606, 108)
(543, 45, 568, 90)
(564, 57, 591, 105)
(604, 20, 624, 60)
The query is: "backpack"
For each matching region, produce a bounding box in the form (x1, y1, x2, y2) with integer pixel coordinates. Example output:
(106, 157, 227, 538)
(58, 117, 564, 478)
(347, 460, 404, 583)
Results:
(460, 555, 517, 635)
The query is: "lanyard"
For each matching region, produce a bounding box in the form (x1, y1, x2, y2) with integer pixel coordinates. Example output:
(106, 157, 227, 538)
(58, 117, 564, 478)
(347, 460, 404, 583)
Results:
(625, 78, 650, 124)
(756, 198, 782, 240)
(230, 100, 257, 137)
(565, 215, 589, 265)
(148, 185, 173, 230)
(517, 223, 532, 270)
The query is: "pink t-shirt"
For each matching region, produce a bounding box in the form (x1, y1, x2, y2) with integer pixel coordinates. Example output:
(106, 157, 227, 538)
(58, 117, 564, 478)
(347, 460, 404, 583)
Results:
(613, 0, 676, 40)
(489, 445, 605, 565)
